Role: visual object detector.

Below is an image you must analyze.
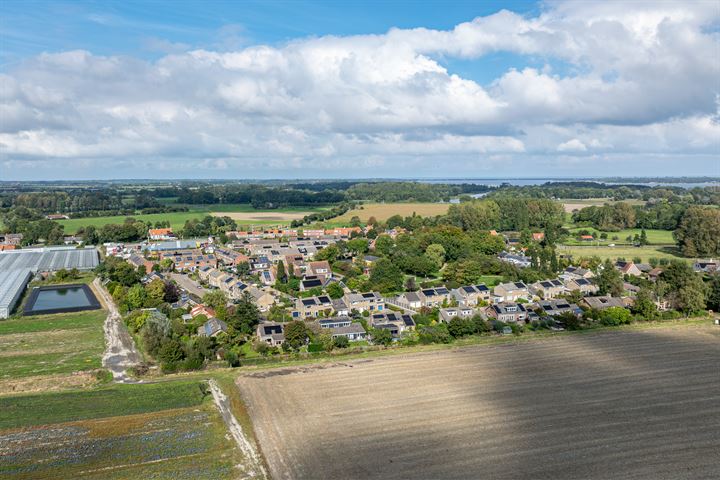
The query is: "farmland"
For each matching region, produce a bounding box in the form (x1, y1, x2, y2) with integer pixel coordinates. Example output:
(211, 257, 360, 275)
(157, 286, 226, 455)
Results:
(0, 380, 246, 480)
(57, 204, 327, 233)
(0, 309, 107, 393)
(333, 202, 451, 223)
(237, 325, 720, 480)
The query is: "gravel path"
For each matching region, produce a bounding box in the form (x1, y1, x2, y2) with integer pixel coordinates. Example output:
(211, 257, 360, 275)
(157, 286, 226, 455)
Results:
(94, 278, 143, 383)
(208, 379, 267, 479)
(237, 325, 720, 480)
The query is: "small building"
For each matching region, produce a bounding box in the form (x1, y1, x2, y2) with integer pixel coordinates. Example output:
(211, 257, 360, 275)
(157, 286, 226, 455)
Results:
(529, 279, 566, 299)
(487, 302, 528, 323)
(451, 284, 491, 307)
(694, 259, 718, 273)
(343, 292, 385, 313)
(149, 228, 176, 241)
(493, 282, 530, 303)
(615, 261, 642, 277)
(439, 306, 484, 323)
(257, 322, 285, 346)
(581, 295, 627, 311)
(317, 317, 367, 341)
(563, 277, 599, 296)
(198, 317, 227, 337)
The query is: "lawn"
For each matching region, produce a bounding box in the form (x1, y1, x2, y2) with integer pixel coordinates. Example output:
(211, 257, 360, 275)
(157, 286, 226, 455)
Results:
(556, 244, 688, 263)
(0, 380, 245, 480)
(564, 227, 675, 245)
(330, 202, 451, 224)
(0, 310, 106, 381)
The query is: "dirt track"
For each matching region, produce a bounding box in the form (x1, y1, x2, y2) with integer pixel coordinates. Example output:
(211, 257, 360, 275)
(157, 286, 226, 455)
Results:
(237, 326, 720, 480)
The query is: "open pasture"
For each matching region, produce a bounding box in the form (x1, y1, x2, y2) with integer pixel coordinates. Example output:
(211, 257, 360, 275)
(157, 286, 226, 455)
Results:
(237, 325, 720, 480)
(557, 244, 687, 263)
(0, 381, 243, 480)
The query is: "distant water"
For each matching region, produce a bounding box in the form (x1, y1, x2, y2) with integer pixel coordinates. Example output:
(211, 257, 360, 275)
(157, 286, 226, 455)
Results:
(416, 178, 720, 189)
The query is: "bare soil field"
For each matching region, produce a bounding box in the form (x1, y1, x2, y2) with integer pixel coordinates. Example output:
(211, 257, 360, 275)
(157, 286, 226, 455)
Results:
(334, 202, 450, 223)
(237, 325, 720, 480)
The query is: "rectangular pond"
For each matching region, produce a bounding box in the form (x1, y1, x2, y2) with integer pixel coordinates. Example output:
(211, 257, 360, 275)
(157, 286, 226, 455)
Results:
(24, 284, 101, 315)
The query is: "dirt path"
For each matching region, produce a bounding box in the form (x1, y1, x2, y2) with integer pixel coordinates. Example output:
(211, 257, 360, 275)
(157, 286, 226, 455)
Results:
(207, 379, 267, 479)
(93, 278, 143, 383)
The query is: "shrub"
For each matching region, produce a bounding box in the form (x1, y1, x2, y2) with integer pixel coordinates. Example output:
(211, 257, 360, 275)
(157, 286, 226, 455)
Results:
(333, 336, 350, 348)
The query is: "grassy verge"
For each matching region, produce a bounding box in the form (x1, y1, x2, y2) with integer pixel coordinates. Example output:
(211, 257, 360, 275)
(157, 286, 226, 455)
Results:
(564, 227, 675, 245)
(556, 244, 688, 263)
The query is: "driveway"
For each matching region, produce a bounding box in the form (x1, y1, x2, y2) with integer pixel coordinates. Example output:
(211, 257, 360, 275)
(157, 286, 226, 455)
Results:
(169, 272, 210, 301)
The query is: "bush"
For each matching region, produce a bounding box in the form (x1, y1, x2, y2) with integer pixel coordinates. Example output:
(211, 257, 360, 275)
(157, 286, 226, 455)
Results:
(225, 350, 240, 367)
(599, 307, 633, 326)
(418, 324, 452, 344)
(333, 336, 350, 348)
(307, 343, 325, 353)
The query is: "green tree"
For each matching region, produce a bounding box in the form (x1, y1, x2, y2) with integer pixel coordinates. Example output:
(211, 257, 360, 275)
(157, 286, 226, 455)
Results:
(425, 243, 446, 270)
(676, 282, 707, 316)
(447, 316, 475, 338)
(632, 287, 657, 320)
(125, 284, 147, 310)
(203, 290, 227, 310)
(284, 320, 309, 350)
(333, 335, 350, 348)
(326, 282, 345, 299)
(597, 259, 624, 297)
(599, 307, 632, 326)
(276, 260, 287, 284)
(707, 275, 720, 312)
(675, 206, 720, 257)
(371, 327, 393, 346)
(369, 258, 403, 293)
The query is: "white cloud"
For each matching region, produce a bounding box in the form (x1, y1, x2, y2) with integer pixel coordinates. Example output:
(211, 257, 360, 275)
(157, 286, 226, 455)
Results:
(557, 139, 587, 152)
(0, 0, 718, 178)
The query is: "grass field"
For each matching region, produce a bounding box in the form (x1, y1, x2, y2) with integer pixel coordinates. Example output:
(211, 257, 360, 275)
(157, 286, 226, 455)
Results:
(0, 380, 244, 479)
(0, 309, 107, 392)
(58, 204, 327, 233)
(559, 198, 646, 213)
(237, 325, 720, 479)
(557, 244, 687, 263)
(332, 202, 450, 224)
(564, 227, 675, 245)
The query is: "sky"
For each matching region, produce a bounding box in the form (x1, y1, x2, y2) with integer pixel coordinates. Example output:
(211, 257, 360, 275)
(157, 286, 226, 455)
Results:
(0, 0, 719, 180)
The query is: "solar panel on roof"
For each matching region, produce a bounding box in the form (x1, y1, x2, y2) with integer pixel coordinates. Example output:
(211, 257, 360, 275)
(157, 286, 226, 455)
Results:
(515, 282, 525, 288)
(435, 287, 449, 295)
(318, 296, 330, 303)
(302, 299, 315, 306)
(362, 292, 375, 298)
(462, 286, 475, 293)
(421, 289, 435, 296)
(475, 284, 489, 291)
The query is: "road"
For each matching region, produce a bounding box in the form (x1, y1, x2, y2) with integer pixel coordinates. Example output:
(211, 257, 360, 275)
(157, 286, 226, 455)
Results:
(169, 272, 210, 300)
(237, 325, 720, 480)
(93, 278, 143, 383)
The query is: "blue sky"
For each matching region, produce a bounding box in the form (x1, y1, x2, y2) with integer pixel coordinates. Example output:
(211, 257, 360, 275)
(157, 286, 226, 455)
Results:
(1, 0, 539, 81)
(0, 0, 718, 180)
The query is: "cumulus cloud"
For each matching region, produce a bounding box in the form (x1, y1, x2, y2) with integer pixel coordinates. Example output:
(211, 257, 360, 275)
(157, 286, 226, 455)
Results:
(0, 0, 718, 178)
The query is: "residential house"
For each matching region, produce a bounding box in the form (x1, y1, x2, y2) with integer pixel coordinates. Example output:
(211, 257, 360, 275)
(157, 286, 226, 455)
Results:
(343, 292, 385, 313)
(581, 295, 627, 311)
(300, 276, 325, 291)
(498, 251, 531, 268)
(615, 261, 642, 277)
(149, 228, 175, 241)
(417, 287, 451, 307)
(198, 317, 227, 337)
(531, 232, 545, 241)
(159, 249, 217, 272)
(246, 286, 276, 312)
(451, 284, 491, 306)
(63, 235, 84, 245)
(190, 304, 216, 319)
(563, 277, 599, 296)
(389, 291, 423, 310)
(317, 317, 367, 341)
(529, 279, 566, 299)
(215, 248, 249, 267)
(694, 259, 718, 273)
(0, 233, 23, 246)
(648, 267, 663, 282)
(292, 295, 334, 318)
(493, 282, 530, 303)
(332, 298, 350, 316)
(368, 311, 415, 339)
(487, 302, 529, 323)
(46, 213, 69, 220)
(439, 306, 484, 323)
(257, 322, 285, 346)
(127, 254, 155, 274)
(307, 261, 332, 282)
(623, 282, 641, 296)
(561, 266, 596, 281)
(532, 299, 582, 318)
